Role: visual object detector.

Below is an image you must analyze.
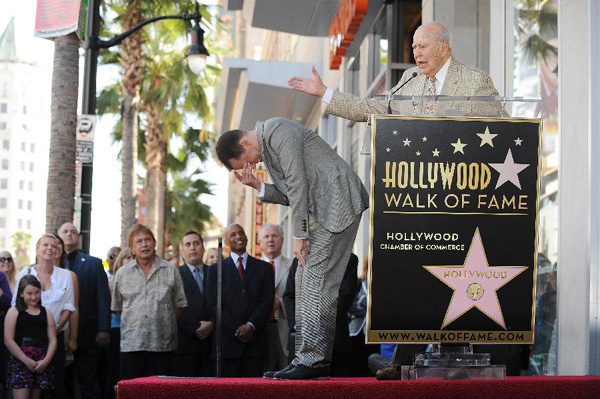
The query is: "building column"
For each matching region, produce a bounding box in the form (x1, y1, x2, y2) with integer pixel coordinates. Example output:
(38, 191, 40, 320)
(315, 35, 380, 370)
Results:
(557, 0, 599, 375)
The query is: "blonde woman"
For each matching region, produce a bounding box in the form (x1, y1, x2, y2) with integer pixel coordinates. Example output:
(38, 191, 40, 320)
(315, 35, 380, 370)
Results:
(0, 250, 17, 293)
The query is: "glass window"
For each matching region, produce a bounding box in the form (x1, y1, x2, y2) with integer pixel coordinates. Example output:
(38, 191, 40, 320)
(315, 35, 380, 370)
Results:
(19, 181, 24, 190)
(30, 143, 35, 153)
(0, 179, 7, 189)
(0, 122, 6, 130)
(27, 201, 32, 211)
(18, 199, 22, 209)
(22, 106, 27, 115)
(1, 160, 7, 170)
(17, 219, 22, 229)
(21, 142, 26, 152)
(20, 161, 24, 171)
(321, 115, 338, 149)
(28, 181, 33, 191)
(0, 217, 5, 228)
(2, 140, 8, 150)
(29, 163, 34, 172)
(512, 0, 558, 376)
(0, 103, 6, 113)
(0, 198, 5, 208)
(368, 8, 388, 87)
(26, 220, 31, 229)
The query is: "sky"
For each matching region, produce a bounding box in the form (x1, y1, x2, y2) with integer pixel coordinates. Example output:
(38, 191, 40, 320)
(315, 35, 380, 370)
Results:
(1, 0, 228, 257)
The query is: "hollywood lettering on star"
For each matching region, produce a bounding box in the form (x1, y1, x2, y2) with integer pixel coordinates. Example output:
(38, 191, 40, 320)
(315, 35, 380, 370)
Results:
(366, 116, 542, 344)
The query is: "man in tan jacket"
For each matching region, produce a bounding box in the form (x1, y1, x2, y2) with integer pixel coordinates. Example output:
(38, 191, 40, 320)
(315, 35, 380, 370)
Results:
(289, 21, 500, 118)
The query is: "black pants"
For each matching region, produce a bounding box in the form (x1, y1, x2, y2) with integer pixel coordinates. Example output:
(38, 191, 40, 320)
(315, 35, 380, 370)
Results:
(105, 329, 120, 399)
(119, 351, 173, 381)
(50, 332, 67, 399)
(172, 351, 213, 377)
(72, 348, 101, 399)
(221, 357, 263, 377)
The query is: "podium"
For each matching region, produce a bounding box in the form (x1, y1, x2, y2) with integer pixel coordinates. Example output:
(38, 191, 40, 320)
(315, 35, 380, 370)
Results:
(365, 96, 543, 380)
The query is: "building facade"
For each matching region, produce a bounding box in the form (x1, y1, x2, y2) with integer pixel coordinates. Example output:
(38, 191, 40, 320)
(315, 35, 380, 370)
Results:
(216, 0, 600, 375)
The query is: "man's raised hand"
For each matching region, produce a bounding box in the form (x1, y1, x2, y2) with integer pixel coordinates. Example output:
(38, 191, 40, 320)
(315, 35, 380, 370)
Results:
(288, 66, 327, 98)
(233, 163, 261, 190)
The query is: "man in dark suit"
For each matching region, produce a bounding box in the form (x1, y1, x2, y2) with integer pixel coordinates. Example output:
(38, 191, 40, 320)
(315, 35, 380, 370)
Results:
(59, 223, 111, 399)
(283, 254, 358, 377)
(206, 224, 274, 377)
(173, 231, 214, 376)
(216, 117, 368, 380)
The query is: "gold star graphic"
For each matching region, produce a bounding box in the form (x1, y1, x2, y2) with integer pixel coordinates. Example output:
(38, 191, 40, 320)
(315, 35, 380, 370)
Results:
(514, 138, 523, 146)
(476, 126, 498, 147)
(432, 148, 440, 157)
(451, 138, 467, 154)
(403, 138, 411, 147)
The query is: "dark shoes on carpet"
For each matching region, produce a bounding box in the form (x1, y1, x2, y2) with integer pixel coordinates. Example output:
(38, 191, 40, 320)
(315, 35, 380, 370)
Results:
(375, 363, 402, 380)
(263, 363, 295, 379)
(273, 364, 330, 380)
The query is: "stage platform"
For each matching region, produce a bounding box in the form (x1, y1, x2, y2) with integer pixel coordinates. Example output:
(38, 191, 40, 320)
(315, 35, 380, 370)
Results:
(116, 375, 600, 399)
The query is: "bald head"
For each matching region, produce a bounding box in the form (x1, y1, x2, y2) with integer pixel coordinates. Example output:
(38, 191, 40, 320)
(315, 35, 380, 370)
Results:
(412, 22, 452, 78)
(58, 222, 80, 253)
(225, 223, 248, 255)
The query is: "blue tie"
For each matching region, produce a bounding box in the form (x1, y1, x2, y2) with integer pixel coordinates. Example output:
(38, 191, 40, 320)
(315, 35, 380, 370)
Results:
(193, 267, 203, 294)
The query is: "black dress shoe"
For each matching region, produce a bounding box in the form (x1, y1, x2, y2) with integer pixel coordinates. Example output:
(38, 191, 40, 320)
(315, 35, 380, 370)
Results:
(263, 363, 296, 379)
(274, 364, 330, 380)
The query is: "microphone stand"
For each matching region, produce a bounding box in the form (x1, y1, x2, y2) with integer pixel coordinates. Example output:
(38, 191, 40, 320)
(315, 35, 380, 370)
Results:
(386, 71, 418, 114)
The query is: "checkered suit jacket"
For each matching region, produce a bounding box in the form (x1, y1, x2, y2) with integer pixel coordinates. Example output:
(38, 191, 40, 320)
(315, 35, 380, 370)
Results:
(257, 118, 369, 239)
(327, 57, 500, 120)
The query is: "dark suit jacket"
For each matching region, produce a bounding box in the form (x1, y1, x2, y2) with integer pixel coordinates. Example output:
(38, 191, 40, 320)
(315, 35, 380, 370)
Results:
(206, 255, 274, 360)
(283, 254, 358, 353)
(67, 251, 111, 348)
(176, 264, 211, 355)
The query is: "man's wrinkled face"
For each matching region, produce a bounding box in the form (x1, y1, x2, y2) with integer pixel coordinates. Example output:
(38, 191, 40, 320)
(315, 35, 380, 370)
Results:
(412, 28, 450, 78)
(259, 226, 283, 259)
(225, 225, 248, 254)
(182, 234, 204, 266)
(132, 232, 155, 262)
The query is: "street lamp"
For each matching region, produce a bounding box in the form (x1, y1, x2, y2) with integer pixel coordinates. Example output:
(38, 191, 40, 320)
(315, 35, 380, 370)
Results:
(79, 0, 210, 253)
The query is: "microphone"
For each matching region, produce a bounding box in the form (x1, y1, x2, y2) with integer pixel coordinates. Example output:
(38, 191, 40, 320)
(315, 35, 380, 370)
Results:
(387, 71, 418, 114)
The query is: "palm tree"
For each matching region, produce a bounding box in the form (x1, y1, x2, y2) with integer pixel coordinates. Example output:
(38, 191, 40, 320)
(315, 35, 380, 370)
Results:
(11, 231, 32, 268)
(46, 34, 80, 233)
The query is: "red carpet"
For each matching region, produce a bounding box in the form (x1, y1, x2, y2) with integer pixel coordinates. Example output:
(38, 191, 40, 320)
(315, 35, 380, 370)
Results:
(116, 375, 600, 399)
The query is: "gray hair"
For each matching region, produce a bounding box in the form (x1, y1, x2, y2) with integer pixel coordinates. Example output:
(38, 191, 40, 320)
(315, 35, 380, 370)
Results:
(418, 22, 452, 49)
(258, 224, 284, 237)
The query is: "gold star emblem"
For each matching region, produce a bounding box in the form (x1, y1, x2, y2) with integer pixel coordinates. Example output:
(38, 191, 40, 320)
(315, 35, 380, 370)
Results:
(403, 138, 411, 147)
(432, 148, 440, 157)
(514, 138, 523, 146)
(422, 136, 428, 142)
(451, 138, 467, 154)
(476, 126, 498, 147)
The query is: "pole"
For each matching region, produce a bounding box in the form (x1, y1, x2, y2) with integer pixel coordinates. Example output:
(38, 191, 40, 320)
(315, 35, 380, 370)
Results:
(216, 238, 223, 377)
(80, 0, 101, 253)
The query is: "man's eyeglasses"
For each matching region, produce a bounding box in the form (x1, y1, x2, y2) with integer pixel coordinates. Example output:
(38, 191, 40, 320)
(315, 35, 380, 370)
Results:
(0, 257, 13, 263)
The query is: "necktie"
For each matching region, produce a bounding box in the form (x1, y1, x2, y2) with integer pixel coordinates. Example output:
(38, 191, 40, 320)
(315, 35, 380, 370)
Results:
(269, 259, 276, 321)
(425, 77, 436, 115)
(193, 266, 203, 294)
(237, 257, 244, 281)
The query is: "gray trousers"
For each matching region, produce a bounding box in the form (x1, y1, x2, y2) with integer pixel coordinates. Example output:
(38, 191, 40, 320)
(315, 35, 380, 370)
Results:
(293, 215, 361, 368)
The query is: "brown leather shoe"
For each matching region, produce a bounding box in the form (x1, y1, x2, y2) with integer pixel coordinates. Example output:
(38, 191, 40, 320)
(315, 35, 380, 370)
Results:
(376, 363, 402, 380)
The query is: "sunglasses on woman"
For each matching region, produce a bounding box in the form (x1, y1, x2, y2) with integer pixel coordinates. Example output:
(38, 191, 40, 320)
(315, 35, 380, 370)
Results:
(0, 257, 12, 263)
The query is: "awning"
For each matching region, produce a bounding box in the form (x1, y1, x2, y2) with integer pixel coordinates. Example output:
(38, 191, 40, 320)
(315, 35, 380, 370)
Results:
(216, 58, 321, 133)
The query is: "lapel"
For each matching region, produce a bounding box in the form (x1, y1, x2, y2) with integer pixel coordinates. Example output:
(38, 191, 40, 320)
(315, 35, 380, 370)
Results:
(257, 121, 287, 195)
(440, 57, 459, 96)
(409, 73, 427, 96)
(70, 252, 84, 274)
(275, 256, 290, 289)
(242, 256, 256, 286)
(226, 256, 245, 287)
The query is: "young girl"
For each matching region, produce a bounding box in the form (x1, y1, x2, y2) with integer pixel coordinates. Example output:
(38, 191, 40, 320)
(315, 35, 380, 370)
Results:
(4, 275, 57, 399)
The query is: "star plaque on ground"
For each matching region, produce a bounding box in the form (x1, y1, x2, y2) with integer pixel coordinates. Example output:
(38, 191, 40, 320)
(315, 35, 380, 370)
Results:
(423, 228, 527, 329)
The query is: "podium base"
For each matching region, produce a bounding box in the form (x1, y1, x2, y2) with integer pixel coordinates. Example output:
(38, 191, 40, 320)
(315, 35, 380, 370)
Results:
(401, 344, 506, 380)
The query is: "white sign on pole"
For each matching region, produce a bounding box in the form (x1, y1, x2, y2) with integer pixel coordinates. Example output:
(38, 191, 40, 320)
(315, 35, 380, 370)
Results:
(76, 114, 96, 163)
